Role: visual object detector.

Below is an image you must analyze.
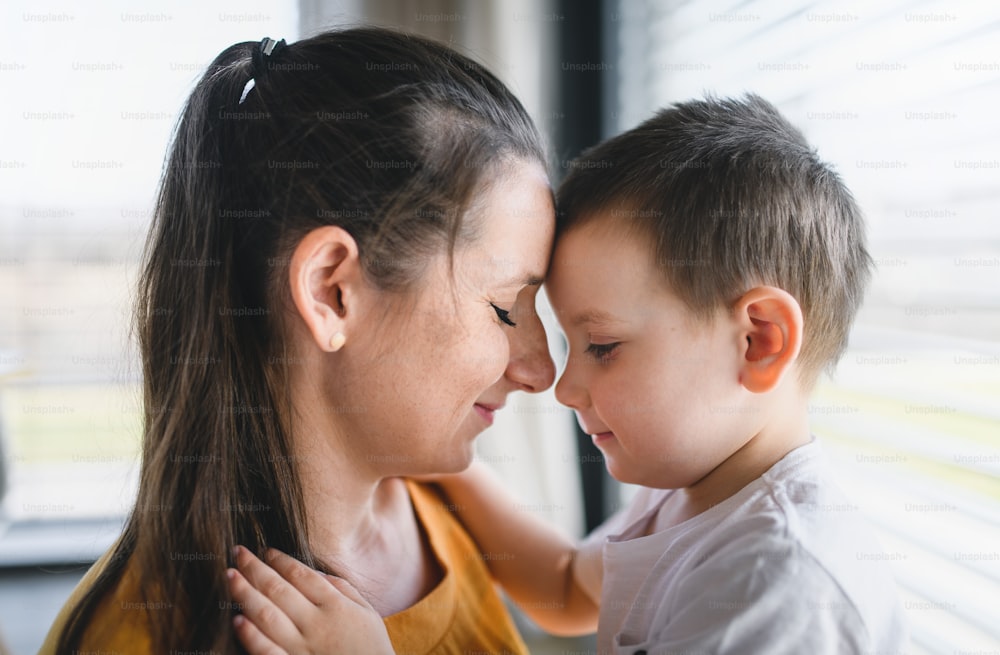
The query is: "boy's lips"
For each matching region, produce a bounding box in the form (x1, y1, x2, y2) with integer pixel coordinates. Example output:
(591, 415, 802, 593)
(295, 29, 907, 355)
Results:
(592, 431, 615, 445)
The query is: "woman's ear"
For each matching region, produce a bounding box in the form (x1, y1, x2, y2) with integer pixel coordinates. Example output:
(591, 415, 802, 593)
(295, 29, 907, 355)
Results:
(288, 226, 361, 352)
(734, 286, 803, 393)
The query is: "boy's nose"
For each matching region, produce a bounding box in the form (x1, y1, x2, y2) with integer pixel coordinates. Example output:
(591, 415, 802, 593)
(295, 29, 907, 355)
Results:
(505, 301, 556, 393)
(554, 358, 587, 410)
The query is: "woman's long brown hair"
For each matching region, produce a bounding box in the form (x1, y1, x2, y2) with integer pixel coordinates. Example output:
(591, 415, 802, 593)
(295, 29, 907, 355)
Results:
(56, 27, 543, 654)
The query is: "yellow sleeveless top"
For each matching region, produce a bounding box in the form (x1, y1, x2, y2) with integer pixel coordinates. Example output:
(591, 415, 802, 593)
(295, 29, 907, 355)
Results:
(39, 481, 527, 654)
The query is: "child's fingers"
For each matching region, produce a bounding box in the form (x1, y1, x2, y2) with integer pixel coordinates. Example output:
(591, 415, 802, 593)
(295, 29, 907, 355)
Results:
(226, 567, 305, 646)
(324, 573, 373, 609)
(321, 575, 395, 654)
(234, 546, 317, 630)
(264, 548, 339, 607)
(233, 614, 288, 655)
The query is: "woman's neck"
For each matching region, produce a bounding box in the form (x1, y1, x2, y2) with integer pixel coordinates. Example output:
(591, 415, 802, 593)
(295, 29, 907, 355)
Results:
(288, 398, 440, 615)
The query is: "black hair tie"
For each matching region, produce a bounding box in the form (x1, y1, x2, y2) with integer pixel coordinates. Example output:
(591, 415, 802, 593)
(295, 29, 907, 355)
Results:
(239, 37, 288, 105)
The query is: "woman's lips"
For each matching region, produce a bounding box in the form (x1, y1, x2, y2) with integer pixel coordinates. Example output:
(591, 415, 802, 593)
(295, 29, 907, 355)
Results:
(474, 403, 500, 425)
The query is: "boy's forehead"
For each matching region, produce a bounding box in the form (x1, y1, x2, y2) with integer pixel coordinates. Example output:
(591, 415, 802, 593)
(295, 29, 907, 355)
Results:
(549, 222, 607, 286)
(548, 217, 662, 313)
(552, 213, 650, 274)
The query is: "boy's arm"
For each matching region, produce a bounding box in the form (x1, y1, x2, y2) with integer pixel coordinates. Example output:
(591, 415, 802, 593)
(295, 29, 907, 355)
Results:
(430, 461, 599, 635)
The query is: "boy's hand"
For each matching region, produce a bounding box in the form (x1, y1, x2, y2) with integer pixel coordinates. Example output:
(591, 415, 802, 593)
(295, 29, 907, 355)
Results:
(227, 545, 395, 655)
(411, 462, 599, 635)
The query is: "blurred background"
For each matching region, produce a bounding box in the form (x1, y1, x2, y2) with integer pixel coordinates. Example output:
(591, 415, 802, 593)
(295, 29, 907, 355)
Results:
(0, 0, 997, 653)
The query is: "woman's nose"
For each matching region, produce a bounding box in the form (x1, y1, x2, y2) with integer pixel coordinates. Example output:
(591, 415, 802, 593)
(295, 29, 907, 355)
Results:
(504, 292, 556, 393)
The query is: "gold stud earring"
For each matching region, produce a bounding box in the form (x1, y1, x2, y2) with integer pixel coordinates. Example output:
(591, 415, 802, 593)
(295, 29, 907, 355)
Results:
(329, 331, 346, 352)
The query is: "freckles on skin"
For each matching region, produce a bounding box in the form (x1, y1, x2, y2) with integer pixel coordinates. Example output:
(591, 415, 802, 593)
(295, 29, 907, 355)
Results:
(340, 161, 552, 476)
(402, 287, 503, 408)
(456, 163, 554, 380)
(327, 265, 494, 475)
(449, 278, 511, 382)
(284, 164, 554, 482)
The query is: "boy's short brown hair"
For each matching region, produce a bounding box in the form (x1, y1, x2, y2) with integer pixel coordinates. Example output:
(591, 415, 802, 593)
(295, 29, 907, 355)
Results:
(556, 94, 873, 385)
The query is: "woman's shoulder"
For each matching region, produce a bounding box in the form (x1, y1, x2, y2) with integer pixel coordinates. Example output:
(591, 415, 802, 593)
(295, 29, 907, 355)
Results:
(398, 479, 529, 655)
(405, 478, 506, 573)
(404, 479, 483, 571)
(38, 547, 154, 655)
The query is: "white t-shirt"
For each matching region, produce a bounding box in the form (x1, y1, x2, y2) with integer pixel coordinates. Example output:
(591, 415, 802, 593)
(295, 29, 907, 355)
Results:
(574, 438, 909, 655)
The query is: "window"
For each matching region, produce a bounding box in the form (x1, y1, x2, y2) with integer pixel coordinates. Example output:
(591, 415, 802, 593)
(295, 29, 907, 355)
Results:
(0, 0, 298, 558)
(605, 1, 1000, 651)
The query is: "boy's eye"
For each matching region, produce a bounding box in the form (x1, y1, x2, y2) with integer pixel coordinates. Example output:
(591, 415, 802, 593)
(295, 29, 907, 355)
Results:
(585, 342, 619, 362)
(491, 303, 517, 327)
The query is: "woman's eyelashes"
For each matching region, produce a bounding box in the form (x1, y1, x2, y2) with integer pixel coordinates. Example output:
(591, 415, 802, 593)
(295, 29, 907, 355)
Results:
(585, 342, 619, 363)
(491, 303, 517, 327)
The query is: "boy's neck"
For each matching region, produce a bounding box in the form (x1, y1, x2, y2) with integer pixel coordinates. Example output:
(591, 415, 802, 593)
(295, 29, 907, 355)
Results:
(673, 403, 812, 527)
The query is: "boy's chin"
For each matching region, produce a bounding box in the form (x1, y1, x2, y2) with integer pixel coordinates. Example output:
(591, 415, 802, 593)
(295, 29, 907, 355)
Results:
(604, 457, 647, 486)
(605, 457, 682, 489)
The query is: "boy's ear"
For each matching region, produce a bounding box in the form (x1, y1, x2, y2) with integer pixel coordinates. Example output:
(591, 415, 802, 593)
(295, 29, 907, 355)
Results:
(733, 286, 803, 393)
(288, 226, 361, 352)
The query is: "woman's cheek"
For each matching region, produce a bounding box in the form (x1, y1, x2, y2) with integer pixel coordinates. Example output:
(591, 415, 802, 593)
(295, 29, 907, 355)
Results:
(495, 329, 515, 379)
(469, 311, 508, 376)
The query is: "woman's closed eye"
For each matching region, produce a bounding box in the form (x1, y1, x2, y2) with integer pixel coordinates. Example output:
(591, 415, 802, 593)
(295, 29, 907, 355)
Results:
(491, 303, 517, 327)
(585, 342, 619, 363)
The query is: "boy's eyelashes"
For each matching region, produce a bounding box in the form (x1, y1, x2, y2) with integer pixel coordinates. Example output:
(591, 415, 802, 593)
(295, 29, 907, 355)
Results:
(553, 329, 622, 362)
(585, 342, 620, 362)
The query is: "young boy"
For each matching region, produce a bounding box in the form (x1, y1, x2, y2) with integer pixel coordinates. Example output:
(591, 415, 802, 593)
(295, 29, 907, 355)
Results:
(227, 94, 908, 654)
(436, 93, 907, 653)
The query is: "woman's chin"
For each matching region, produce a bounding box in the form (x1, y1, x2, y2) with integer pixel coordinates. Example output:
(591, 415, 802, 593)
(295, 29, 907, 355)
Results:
(435, 446, 477, 475)
(397, 443, 475, 479)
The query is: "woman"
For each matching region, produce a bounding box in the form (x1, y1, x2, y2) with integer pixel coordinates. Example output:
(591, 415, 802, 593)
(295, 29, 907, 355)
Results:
(41, 27, 559, 654)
